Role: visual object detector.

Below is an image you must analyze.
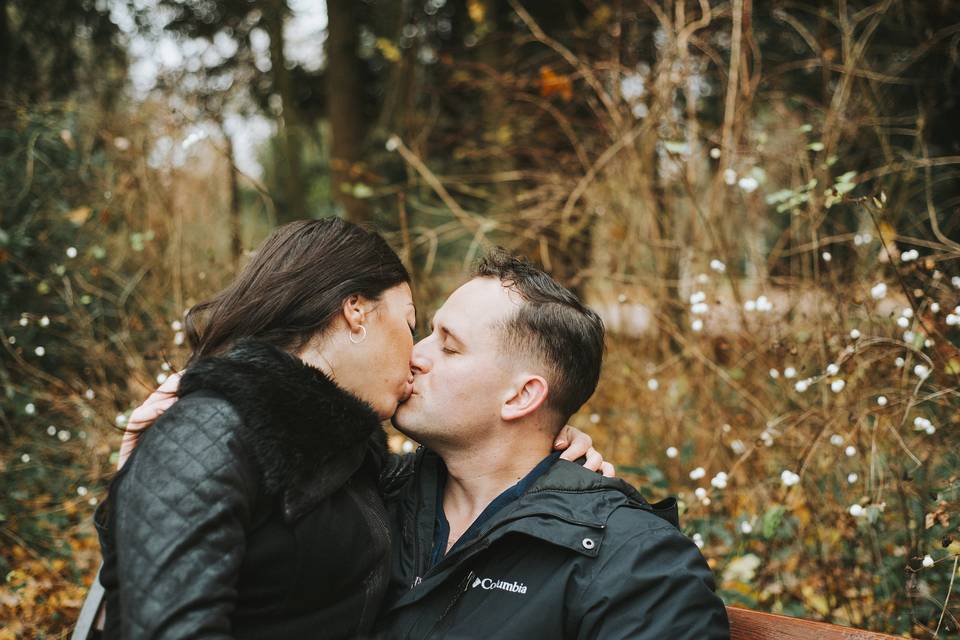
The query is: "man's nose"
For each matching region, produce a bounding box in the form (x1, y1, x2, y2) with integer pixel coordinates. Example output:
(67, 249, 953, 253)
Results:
(410, 338, 431, 374)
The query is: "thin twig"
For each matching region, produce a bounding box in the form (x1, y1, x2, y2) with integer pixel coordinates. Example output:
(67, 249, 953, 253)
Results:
(934, 555, 959, 638)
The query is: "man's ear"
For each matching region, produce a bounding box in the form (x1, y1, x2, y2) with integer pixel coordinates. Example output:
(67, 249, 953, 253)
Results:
(341, 294, 367, 331)
(501, 375, 549, 422)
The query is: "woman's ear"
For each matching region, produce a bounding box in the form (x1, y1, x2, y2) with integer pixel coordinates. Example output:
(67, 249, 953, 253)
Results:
(501, 375, 549, 422)
(341, 294, 367, 331)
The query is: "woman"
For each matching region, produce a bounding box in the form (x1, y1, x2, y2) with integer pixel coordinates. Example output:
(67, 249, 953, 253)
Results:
(95, 218, 601, 639)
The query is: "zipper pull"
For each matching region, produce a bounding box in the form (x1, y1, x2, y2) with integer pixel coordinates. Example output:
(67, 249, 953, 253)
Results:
(412, 575, 422, 589)
(438, 570, 476, 621)
(460, 570, 476, 593)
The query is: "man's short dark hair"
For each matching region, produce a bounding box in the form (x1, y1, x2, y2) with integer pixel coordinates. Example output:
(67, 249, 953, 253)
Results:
(474, 249, 605, 424)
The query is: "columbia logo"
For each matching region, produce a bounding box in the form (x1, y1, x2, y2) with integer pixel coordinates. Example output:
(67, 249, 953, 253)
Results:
(471, 576, 528, 594)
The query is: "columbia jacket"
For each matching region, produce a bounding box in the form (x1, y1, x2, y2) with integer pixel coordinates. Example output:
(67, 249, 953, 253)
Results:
(96, 341, 397, 639)
(378, 449, 730, 639)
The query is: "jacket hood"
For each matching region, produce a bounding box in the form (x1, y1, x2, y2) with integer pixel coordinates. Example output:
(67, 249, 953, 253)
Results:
(178, 339, 386, 517)
(521, 459, 680, 528)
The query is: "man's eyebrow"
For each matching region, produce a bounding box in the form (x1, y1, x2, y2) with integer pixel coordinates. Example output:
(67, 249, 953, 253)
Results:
(429, 314, 465, 346)
(442, 325, 465, 346)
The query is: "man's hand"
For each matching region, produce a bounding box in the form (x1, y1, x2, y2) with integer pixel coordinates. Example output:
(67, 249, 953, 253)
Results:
(118, 372, 182, 469)
(554, 425, 615, 477)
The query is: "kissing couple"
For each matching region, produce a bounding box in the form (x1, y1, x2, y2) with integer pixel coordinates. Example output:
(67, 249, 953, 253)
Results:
(84, 218, 728, 639)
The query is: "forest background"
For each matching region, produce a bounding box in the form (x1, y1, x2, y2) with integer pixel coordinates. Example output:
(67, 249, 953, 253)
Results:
(2, 0, 960, 637)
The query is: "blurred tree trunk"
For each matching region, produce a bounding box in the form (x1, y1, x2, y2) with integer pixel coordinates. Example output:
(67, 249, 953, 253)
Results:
(265, 0, 306, 222)
(374, 0, 415, 137)
(221, 123, 243, 268)
(0, 0, 11, 122)
(326, 0, 370, 223)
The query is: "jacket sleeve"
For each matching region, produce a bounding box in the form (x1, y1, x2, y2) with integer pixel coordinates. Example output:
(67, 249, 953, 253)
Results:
(111, 394, 258, 639)
(573, 524, 730, 639)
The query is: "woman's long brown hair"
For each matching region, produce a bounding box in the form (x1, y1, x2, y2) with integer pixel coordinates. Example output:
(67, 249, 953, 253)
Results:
(184, 217, 410, 366)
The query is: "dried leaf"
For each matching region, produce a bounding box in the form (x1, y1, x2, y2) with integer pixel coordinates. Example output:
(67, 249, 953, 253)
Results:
(539, 66, 573, 102)
(66, 206, 92, 226)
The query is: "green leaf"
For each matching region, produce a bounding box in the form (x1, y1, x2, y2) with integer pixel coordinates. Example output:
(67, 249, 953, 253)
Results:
(352, 183, 374, 199)
(763, 504, 786, 539)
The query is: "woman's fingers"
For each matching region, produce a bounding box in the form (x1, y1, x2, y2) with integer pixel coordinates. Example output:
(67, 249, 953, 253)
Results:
(581, 448, 604, 472)
(127, 394, 177, 430)
(118, 397, 177, 469)
(555, 425, 593, 460)
(156, 371, 183, 394)
(551, 425, 617, 475)
(116, 373, 183, 469)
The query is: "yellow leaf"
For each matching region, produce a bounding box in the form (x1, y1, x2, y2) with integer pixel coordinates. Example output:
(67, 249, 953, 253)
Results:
(468, 0, 486, 24)
(66, 206, 92, 226)
(801, 584, 831, 616)
(375, 38, 401, 63)
(877, 221, 897, 249)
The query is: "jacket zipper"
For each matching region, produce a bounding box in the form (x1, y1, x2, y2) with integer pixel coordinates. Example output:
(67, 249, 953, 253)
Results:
(427, 570, 476, 638)
(411, 453, 426, 588)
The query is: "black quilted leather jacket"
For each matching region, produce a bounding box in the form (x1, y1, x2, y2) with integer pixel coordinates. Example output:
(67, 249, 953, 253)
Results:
(96, 340, 407, 639)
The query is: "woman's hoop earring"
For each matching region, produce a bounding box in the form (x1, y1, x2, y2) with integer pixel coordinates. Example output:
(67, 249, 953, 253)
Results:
(349, 325, 367, 344)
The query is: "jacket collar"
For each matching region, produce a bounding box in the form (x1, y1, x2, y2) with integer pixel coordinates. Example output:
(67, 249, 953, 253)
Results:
(519, 459, 680, 528)
(178, 339, 386, 521)
(413, 449, 678, 568)
(416, 449, 677, 533)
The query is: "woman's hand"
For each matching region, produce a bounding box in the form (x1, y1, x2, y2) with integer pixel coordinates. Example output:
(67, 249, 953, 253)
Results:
(554, 425, 615, 477)
(117, 372, 182, 469)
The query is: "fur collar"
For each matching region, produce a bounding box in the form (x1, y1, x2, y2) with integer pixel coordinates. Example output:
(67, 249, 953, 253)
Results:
(178, 340, 386, 521)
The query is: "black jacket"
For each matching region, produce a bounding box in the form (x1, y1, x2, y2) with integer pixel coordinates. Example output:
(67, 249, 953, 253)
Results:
(378, 449, 729, 639)
(96, 341, 395, 639)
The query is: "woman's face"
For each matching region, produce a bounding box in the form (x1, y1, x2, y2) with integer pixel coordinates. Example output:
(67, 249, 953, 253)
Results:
(352, 282, 416, 419)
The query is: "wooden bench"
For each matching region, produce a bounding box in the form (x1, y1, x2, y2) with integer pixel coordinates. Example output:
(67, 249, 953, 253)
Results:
(728, 606, 902, 639)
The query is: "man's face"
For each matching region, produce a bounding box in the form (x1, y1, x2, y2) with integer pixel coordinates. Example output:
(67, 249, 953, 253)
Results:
(393, 277, 520, 447)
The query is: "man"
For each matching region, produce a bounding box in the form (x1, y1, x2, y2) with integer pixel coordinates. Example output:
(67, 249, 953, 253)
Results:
(377, 250, 729, 639)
